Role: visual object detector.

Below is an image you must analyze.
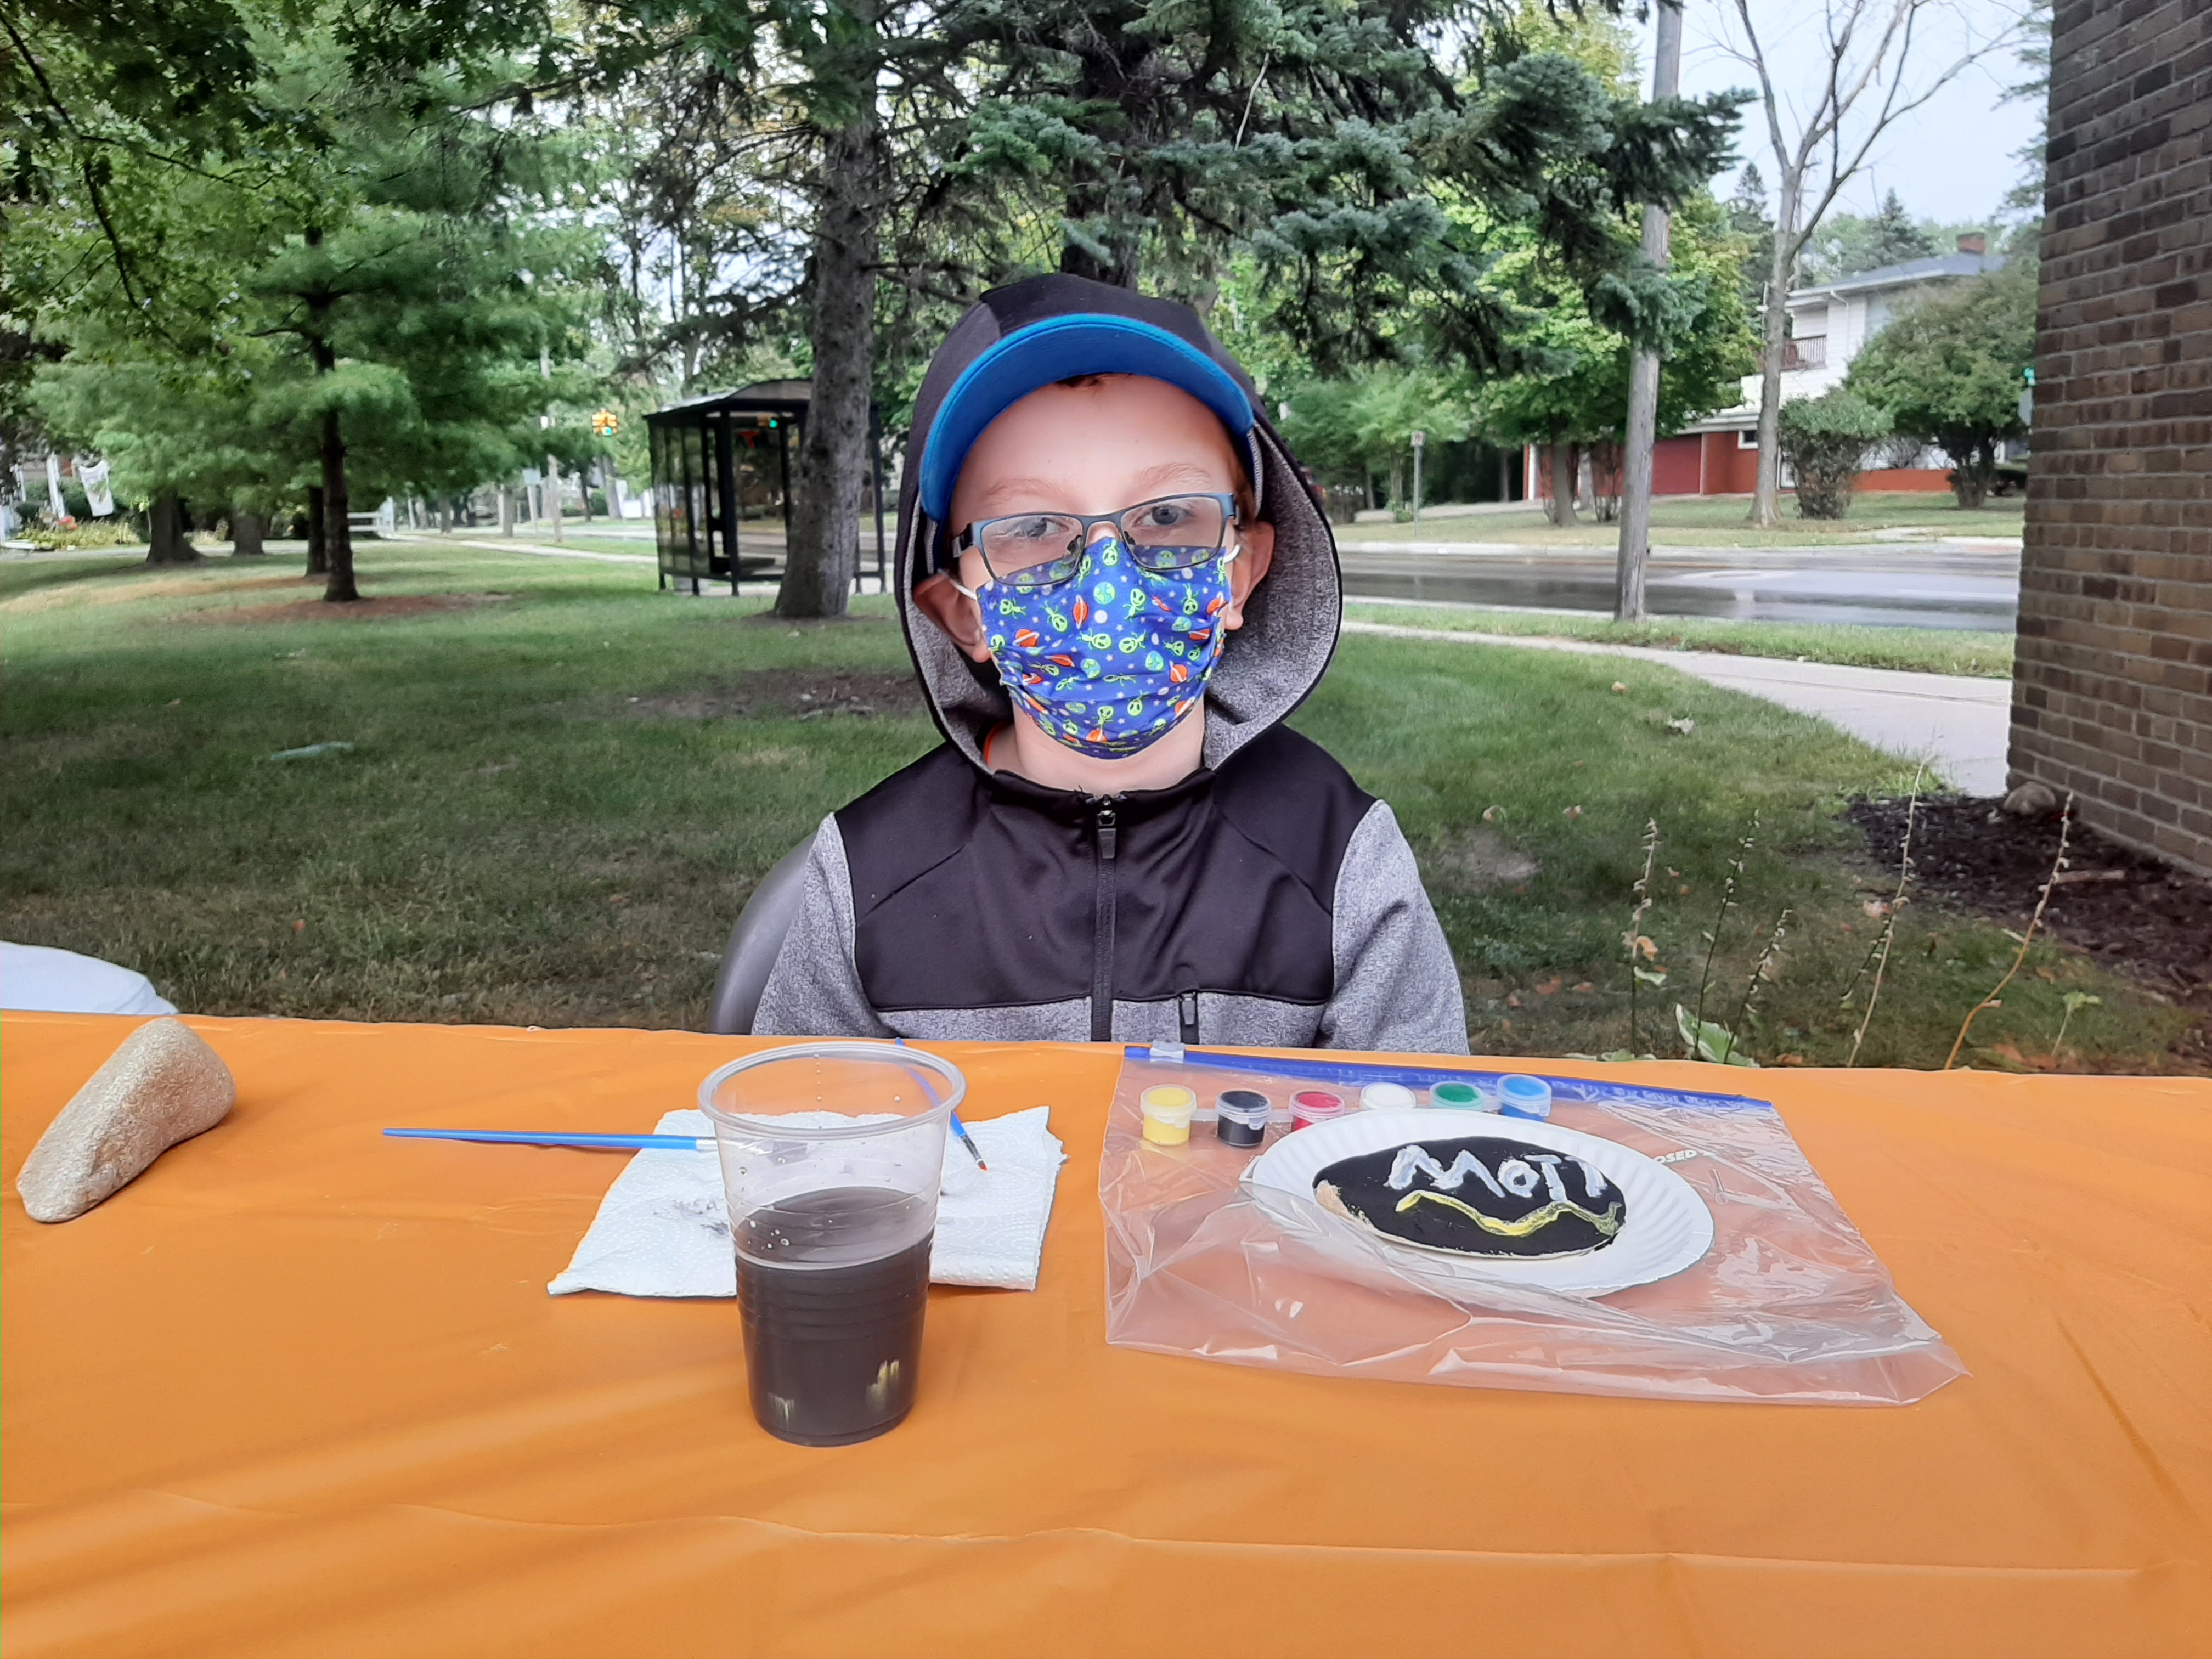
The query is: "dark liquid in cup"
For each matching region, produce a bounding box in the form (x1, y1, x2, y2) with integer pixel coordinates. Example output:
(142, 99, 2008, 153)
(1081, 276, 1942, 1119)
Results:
(733, 1186, 934, 1447)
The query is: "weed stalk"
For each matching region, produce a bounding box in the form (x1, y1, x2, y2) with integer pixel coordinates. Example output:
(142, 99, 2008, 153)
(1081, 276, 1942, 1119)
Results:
(1847, 760, 1925, 1068)
(1719, 907, 1791, 1065)
(1945, 793, 2073, 1071)
(1691, 814, 1756, 1051)
(1625, 817, 1660, 1056)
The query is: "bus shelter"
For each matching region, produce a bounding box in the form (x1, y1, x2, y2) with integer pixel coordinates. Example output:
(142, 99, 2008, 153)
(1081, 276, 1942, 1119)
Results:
(644, 381, 888, 596)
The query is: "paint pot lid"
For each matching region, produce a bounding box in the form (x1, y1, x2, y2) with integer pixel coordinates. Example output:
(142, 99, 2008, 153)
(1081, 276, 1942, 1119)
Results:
(1358, 1082, 1418, 1111)
(1496, 1074, 1553, 1115)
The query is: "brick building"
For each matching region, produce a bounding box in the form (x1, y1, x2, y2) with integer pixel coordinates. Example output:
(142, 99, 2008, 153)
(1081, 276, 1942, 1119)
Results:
(2009, 0, 2211, 875)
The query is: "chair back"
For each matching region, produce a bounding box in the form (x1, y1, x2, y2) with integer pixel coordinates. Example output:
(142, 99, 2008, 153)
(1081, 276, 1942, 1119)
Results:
(706, 837, 815, 1035)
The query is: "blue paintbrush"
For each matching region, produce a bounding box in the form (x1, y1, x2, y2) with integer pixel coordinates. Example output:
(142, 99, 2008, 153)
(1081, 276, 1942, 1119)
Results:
(383, 1114, 991, 1167)
(383, 1126, 713, 1152)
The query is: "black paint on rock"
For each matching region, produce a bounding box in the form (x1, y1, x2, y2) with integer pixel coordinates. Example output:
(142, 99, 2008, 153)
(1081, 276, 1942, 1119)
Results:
(1313, 1135, 1626, 1260)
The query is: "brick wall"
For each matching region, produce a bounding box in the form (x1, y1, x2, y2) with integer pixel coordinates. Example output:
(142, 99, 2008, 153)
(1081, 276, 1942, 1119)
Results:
(2011, 0, 2212, 875)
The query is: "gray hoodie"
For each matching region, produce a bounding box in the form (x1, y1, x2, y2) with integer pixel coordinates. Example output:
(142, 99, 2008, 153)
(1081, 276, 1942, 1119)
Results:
(756, 275, 1466, 1054)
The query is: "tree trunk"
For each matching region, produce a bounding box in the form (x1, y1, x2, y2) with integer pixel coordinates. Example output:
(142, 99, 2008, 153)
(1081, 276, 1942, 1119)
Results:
(546, 454, 563, 543)
(1546, 435, 1579, 527)
(230, 509, 265, 557)
(306, 485, 328, 575)
(321, 408, 358, 602)
(499, 483, 514, 535)
(778, 83, 887, 620)
(146, 491, 200, 565)
(437, 496, 452, 534)
(1749, 174, 1801, 528)
(1949, 434, 1993, 509)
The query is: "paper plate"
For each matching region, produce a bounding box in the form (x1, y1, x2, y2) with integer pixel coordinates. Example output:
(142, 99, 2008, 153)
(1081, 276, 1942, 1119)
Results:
(1240, 1109, 1714, 1298)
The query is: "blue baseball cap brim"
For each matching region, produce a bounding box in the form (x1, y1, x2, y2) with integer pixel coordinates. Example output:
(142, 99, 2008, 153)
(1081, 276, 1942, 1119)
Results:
(918, 313, 1257, 524)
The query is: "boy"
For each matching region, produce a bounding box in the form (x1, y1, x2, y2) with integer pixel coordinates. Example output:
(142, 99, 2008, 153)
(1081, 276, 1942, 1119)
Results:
(755, 275, 1466, 1053)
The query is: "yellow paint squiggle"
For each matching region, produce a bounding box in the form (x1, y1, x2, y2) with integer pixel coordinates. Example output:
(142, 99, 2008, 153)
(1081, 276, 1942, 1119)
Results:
(1395, 1190, 1624, 1238)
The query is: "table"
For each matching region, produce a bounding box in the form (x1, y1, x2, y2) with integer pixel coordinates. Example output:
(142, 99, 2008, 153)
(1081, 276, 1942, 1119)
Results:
(3, 1013, 2207, 1657)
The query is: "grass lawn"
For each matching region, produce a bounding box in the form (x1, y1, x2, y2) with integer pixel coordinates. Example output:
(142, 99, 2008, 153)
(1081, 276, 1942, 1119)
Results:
(1, 541, 2186, 1070)
(1342, 602, 2016, 679)
(1336, 491, 2027, 550)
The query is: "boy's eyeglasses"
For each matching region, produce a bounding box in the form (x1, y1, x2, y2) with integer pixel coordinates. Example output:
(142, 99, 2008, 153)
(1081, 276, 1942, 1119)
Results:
(953, 493, 1240, 592)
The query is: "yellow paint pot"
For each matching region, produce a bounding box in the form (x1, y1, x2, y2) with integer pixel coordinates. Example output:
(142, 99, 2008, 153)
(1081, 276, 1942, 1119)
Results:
(1140, 1085, 1197, 1146)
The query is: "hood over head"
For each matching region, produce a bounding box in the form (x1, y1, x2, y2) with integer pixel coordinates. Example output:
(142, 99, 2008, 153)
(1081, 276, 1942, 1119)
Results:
(891, 273, 1342, 776)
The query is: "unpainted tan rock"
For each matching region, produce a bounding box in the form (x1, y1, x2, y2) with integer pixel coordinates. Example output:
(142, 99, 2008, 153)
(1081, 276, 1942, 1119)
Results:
(15, 1018, 235, 1223)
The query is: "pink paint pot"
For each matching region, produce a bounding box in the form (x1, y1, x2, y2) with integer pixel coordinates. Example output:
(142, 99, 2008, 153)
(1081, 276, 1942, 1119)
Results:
(1288, 1090, 1349, 1132)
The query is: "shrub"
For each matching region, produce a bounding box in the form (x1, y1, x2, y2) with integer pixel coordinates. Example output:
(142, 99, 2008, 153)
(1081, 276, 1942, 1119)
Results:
(1778, 391, 1890, 519)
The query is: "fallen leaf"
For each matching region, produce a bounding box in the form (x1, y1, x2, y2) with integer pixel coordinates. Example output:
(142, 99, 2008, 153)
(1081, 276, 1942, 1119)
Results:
(1678, 883, 1691, 896)
(1666, 868, 1681, 878)
(1861, 898, 1891, 919)
(1563, 804, 1583, 820)
(1572, 980, 1594, 993)
(1611, 680, 1629, 693)
(1841, 922, 1855, 933)
(1480, 805, 1500, 822)
(1534, 977, 1563, 996)
(2033, 966, 2056, 983)
(1666, 716, 1696, 736)
(1776, 1053, 1807, 1066)
(1506, 992, 1523, 1009)
(291, 918, 305, 934)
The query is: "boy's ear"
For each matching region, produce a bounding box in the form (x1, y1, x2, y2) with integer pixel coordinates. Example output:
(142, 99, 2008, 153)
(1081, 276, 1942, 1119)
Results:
(913, 573, 995, 663)
(1220, 519, 1275, 633)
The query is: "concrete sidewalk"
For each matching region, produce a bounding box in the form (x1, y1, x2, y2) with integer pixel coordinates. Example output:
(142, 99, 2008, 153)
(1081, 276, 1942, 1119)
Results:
(1342, 620, 2012, 794)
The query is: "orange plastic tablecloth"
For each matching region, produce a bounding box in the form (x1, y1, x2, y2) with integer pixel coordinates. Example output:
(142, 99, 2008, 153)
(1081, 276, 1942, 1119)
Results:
(3, 1013, 2208, 1658)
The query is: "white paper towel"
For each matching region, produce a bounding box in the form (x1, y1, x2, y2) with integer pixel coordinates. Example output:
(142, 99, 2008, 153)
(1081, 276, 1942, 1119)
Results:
(549, 1107, 1065, 1297)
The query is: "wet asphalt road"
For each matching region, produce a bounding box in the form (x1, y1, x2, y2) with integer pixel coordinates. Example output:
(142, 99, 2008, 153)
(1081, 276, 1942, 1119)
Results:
(1336, 542, 2022, 631)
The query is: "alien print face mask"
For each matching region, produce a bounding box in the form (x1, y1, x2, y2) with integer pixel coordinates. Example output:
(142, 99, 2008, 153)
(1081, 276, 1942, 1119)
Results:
(977, 529, 1234, 759)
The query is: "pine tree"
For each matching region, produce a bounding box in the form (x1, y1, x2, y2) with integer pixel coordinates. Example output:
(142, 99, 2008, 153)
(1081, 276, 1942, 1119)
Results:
(14, 5, 599, 596)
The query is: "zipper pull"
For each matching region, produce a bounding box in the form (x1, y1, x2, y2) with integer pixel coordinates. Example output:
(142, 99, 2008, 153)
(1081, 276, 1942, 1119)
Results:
(1096, 802, 1118, 860)
(1178, 989, 1199, 1045)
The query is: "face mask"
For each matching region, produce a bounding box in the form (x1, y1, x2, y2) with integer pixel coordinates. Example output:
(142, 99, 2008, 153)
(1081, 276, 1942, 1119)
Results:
(974, 529, 1235, 760)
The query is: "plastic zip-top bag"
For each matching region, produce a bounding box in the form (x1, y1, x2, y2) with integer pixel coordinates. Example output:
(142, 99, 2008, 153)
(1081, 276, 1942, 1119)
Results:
(1099, 1048, 1965, 1404)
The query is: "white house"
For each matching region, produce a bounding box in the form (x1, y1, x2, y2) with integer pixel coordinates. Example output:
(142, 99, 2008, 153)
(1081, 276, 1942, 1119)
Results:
(1526, 234, 2007, 499)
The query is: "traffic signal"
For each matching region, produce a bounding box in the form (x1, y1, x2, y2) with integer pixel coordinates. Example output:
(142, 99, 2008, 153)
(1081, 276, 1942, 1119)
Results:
(591, 408, 619, 436)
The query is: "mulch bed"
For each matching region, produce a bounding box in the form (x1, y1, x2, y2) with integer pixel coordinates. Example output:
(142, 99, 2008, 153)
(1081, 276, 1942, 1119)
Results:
(1846, 793, 2212, 1060)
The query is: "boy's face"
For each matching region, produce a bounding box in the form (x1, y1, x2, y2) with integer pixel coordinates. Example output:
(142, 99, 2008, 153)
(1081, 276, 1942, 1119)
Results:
(913, 374, 1275, 666)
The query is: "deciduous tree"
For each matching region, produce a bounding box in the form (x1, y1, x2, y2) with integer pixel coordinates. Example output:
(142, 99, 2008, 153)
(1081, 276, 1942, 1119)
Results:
(1846, 261, 2034, 508)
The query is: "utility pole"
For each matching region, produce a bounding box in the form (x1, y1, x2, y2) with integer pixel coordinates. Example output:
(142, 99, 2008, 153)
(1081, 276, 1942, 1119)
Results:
(541, 346, 562, 544)
(1411, 430, 1426, 522)
(1613, 0, 1683, 623)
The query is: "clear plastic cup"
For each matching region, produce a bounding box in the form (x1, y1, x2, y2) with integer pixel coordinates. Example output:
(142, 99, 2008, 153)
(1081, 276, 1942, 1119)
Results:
(699, 1042, 962, 1447)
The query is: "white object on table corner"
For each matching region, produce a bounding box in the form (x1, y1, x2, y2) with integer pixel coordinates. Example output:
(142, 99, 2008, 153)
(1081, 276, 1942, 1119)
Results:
(2, 942, 177, 1017)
